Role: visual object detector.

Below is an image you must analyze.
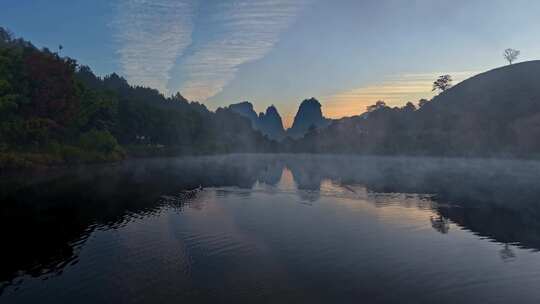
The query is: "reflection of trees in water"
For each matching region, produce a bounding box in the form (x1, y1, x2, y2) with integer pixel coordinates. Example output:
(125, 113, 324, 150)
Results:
(499, 244, 516, 262)
(0, 172, 198, 291)
(285, 159, 323, 191)
(0, 156, 277, 290)
(282, 155, 540, 253)
(274, 155, 540, 254)
(3, 154, 540, 288)
(257, 160, 285, 186)
(430, 215, 450, 234)
(296, 189, 321, 203)
(434, 202, 540, 253)
(269, 156, 540, 256)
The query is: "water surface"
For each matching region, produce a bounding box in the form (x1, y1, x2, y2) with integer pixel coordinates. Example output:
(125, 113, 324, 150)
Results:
(2, 154, 540, 303)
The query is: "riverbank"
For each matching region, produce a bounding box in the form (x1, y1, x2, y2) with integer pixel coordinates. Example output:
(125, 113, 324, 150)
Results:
(0, 148, 125, 170)
(0, 144, 254, 170)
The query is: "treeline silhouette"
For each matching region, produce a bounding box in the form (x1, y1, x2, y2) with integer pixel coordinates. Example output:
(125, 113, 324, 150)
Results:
(3, 155, 540, 287)
(291, 62, 540, 157)
(0, 28, 277, 168)
(3, 27, 540, 168)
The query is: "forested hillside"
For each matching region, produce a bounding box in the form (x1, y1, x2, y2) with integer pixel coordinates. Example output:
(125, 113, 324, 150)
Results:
(292, 61, 540, 157)
(0, 28, 277, 168)
(3, 26, 540, 168)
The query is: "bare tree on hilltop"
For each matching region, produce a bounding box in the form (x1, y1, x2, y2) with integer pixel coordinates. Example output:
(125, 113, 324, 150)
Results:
(503, 48, 520, 65)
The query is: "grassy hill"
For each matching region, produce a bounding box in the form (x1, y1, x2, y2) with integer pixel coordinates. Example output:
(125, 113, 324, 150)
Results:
(294, 61, 540, 157)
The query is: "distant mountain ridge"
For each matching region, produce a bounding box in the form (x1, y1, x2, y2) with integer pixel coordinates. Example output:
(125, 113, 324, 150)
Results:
(229, 98, 332, 140)
(228, 102, 259, 124)
(258, 105, 286, 141)
(287, 98, 331, 139)
(10, 25, 540, 160)
(229, 101, 286, 140)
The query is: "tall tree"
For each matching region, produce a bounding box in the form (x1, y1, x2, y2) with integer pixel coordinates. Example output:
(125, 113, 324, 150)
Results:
(503, 48, 520, 65)
(432, 75, 452, 92)
(418, 98, 430, 108)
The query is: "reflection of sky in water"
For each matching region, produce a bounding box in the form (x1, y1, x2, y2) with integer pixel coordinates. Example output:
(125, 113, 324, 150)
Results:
(3, 156, 540, 303)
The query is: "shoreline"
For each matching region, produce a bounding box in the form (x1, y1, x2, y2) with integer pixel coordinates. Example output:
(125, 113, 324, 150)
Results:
(3, 150, 540, 172)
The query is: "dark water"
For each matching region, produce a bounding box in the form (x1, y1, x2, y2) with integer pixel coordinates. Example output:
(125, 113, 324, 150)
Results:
(2, 154, 540, 303)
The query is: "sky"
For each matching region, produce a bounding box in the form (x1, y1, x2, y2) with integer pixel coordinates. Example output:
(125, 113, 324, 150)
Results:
(2, 0, 540, 127)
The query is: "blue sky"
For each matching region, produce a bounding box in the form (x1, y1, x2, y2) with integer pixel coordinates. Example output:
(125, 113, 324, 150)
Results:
(3, 0, 540, 126)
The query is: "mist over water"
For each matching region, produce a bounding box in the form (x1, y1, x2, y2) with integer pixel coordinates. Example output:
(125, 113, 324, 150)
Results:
(2, 154, 540, 303)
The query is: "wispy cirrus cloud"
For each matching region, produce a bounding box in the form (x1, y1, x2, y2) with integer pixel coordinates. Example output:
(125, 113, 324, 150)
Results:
(177, 0, 307, 101)
(113, 0, 196, 94)
(323, 71, 477, 119)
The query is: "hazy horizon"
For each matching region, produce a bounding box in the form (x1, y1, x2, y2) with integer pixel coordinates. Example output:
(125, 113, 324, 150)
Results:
(5, 2, 540, 301)
(3, 0, 540, 127)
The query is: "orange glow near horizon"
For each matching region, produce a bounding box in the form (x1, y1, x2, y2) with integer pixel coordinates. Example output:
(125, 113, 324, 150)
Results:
(320, 71, 476, 121)
(282, 114, 295, 129)
(252, 71, 476, 129)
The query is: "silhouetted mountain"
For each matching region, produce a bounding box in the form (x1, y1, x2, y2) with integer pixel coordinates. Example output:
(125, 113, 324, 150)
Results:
(287, 98, 331, 139)
(229, 101, 259, 125)
(229, 102, 285, 141)
(6, 25, 540, 160)
(258, 105, 286, 141)
(292, 61, 540, 157)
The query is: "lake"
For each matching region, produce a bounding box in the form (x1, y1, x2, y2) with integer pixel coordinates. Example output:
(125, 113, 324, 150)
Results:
(2, 154, 540, 303)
